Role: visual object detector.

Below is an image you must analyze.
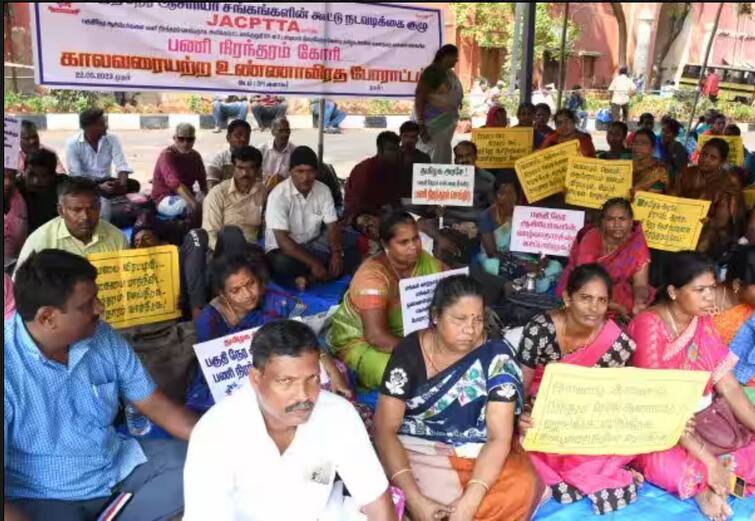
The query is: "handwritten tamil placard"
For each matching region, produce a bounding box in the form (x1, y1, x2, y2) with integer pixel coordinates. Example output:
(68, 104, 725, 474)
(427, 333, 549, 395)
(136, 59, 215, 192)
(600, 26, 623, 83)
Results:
(510, 206, 584, 257)
(472, 127, 534, 169)
(523, 364, 708, 455)
(88, 245, 181, 329)
(412, 164, 475, 207)
(514, 139, 580, 203)
(4, 115, 20, 169)
(632, 192, 711, 252)
(399, 268, 469, 335)
(564, 157, 632, 209)
(696, 134, 744, 167)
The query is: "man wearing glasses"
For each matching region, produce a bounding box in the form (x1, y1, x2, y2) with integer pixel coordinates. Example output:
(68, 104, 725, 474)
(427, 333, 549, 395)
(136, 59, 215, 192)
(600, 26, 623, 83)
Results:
(150, 123, 208, 224)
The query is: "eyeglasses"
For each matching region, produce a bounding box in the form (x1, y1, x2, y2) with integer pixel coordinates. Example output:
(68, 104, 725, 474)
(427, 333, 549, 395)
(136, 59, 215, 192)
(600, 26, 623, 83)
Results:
(176, 136, 196, 143)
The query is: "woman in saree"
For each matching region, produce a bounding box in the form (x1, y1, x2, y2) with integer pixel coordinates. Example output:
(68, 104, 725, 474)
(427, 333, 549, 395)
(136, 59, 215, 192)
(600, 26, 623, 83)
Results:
(556, 198, 653, 321)
(631, 128, 670, 194)
(711, 245, 755, 345)
(477, 174, 562, 292)
(375, 275, 544, 521)
(328, 211, 446, 390)
(484, 105, 508, 128)
(539, 109, 596, 157)
(674, 138, 746, 259)
(188, 255, 351, 412)
(518, 264, 640, 515)
(414, 44, 464, 164)
(627, 252, 755, 521)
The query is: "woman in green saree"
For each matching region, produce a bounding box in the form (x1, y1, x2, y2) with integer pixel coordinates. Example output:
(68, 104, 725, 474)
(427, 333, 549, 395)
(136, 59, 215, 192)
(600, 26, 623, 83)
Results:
(328, 211, 446, 389)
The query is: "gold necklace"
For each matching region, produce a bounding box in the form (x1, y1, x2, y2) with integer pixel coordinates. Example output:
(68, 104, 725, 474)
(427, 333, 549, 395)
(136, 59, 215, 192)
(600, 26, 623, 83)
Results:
(664, 304, 681, 338)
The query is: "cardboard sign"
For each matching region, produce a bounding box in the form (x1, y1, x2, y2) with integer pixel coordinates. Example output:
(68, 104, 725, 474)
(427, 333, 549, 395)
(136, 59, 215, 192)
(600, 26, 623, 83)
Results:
(514, 139, 580, 203)
(87, 245, 181, 329)
(632, 192, 711, 252)
(4, 115, 20, 170)
(399, 268, 469, 335)
(472, 127, 534, 168)
(412, 164, 475, 207)
(564, 157, 632, 209)
(523, 364, 708, 455)
(696, 134, 745, 167)
(510, 206, 584, 257)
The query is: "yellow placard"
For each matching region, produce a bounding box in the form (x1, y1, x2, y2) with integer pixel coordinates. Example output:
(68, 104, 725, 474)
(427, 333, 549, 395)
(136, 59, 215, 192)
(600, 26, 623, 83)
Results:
(632, 192, 711, 252)
(744, 188, 755, 210)
(522, 364, 708, 455)
(696, 134, 745, 167)
(564, 157, 632, 209)
(471, 127, 534, 169)
(87, 245, 181, 329)
(514, 139, 580, 203)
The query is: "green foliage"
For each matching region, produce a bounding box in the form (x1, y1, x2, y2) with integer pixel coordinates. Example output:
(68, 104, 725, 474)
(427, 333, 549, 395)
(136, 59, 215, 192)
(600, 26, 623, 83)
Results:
(4, 90, 24, 110)
(367, 99, 395, 116)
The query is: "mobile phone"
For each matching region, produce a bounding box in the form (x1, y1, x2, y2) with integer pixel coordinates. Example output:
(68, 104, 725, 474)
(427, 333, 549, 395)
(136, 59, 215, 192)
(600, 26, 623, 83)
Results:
(729, 474, 746, 499)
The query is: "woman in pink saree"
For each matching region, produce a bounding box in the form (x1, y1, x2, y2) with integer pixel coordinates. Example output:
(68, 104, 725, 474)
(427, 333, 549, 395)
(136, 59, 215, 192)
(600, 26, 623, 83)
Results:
(627, 252, 755, 521)
(518, 264, 641, 515)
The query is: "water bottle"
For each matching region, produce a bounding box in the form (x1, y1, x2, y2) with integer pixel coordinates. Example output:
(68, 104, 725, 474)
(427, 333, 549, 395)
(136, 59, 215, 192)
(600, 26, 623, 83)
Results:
(125, 402, 151, 436)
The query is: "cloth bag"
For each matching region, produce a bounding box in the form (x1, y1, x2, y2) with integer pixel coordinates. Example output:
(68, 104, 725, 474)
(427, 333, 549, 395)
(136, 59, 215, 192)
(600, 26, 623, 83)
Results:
(694, 395, 753, 455)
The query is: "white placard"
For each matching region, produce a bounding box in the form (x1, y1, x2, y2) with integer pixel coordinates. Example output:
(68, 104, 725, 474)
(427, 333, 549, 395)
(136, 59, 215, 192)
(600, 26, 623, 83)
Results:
(399, 267, 469, 335)
(412, 164, 475, 207)
(4, 116, 20, 170)
(509, 206, 584, 257)
(419, 231, 435, 254)
(30, 3, 442, 97)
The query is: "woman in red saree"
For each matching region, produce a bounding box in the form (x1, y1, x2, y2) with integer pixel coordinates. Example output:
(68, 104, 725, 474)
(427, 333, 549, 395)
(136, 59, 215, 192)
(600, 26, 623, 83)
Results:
(556, 198, 654, 322)
(627, 252, 755, 521)
(518, 264, 640, 515)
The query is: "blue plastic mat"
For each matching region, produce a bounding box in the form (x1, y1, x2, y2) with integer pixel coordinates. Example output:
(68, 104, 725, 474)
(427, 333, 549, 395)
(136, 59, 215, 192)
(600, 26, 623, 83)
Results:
(534, 483, 754, 520)
(293, 275, 351, 315)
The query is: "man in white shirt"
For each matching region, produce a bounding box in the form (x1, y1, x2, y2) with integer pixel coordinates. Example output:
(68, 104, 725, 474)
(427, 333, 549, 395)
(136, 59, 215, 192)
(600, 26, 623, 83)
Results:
(607, 66, 636, 123)
(259, 117, 296, 189)
(184, 320, 396, 521)
(265, 146, 346, 290)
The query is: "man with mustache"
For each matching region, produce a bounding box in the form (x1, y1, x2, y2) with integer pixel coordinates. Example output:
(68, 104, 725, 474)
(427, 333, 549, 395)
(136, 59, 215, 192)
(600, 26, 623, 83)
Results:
(184, 320, 396, 521)
(15, 177, 128, 270)
(4, 250, 198, 521)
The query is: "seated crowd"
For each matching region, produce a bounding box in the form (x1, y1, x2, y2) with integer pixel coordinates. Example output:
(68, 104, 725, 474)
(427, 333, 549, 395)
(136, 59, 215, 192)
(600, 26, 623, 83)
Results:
(3, 99, 755, 521)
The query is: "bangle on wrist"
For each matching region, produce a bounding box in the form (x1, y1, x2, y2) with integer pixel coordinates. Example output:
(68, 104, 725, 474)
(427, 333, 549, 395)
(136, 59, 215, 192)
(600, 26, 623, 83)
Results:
(467, 479, 490, 494)
(390, 468, 412, 482)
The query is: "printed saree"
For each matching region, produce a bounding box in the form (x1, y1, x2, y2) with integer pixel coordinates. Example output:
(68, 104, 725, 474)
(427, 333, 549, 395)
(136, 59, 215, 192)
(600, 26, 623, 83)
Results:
(632, 159, 669, 193)
(712, 303, 754, 347)
(327, 251, 444, 390)
(627, 311, 754, 499)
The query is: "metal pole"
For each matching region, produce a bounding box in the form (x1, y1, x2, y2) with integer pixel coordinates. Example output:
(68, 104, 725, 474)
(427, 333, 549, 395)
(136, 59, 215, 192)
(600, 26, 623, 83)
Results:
(556, 3, 570, 109)
(683, 3, 724, 149)
(317, 97, 325, 167)
(520, 2, 536, 104)
(508, 3, 522, 96)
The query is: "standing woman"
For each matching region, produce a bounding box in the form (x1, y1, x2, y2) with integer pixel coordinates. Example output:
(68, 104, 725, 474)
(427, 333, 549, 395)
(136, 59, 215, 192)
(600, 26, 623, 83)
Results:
(414, 45, 463, 164)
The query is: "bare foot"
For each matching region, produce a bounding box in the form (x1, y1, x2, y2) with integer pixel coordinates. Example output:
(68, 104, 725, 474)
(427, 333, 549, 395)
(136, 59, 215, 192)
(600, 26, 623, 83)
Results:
(694, 489, 729, 521)
(629, 468, 645, 485)
(294, 276, 308, 292)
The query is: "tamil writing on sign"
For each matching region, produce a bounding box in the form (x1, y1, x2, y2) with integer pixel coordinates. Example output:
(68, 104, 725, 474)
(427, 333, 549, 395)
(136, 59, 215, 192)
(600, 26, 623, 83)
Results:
(697, 134, 744, 167)
(523, 364, 708, 455)
(514, 140, 580, 203)
(564, 157, 632, 209)
(632, 192, 711, 252)
(193, 327, 259, 404)
(472, 127, 533, 169)
(399, 268, 469, 335)
(4, 115, 20, 169)
(88, 245, 181, 329)
(31, 3, 441, 97)
(412, 164, 475, 206)
(510, 206, 584, 257)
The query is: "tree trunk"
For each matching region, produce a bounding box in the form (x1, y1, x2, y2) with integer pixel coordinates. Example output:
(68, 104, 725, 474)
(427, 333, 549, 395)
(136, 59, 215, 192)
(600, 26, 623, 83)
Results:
(651, 3, 691, 89)
(610, 2, 628, 67)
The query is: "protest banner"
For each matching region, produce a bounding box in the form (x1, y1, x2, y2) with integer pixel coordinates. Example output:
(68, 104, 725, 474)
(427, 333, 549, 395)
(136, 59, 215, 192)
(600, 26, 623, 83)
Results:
(87, 245, 181, 329)
(412, 164, 475, 207)
(632, 192, 711, 252)
(4, 115, 20, 169)
(564, 157, 632, 209)
(514, 140, 580, 203)
(510, 206, 584, 257)
(30, 3, 442, 97)
(696, 134, 745, 167)
(744, 188, 755, 210)
(523, 364, 708, 455)
(193, 324, 331, 404)
(471, 127, 534, 169)
(399, 267, 469, 335)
